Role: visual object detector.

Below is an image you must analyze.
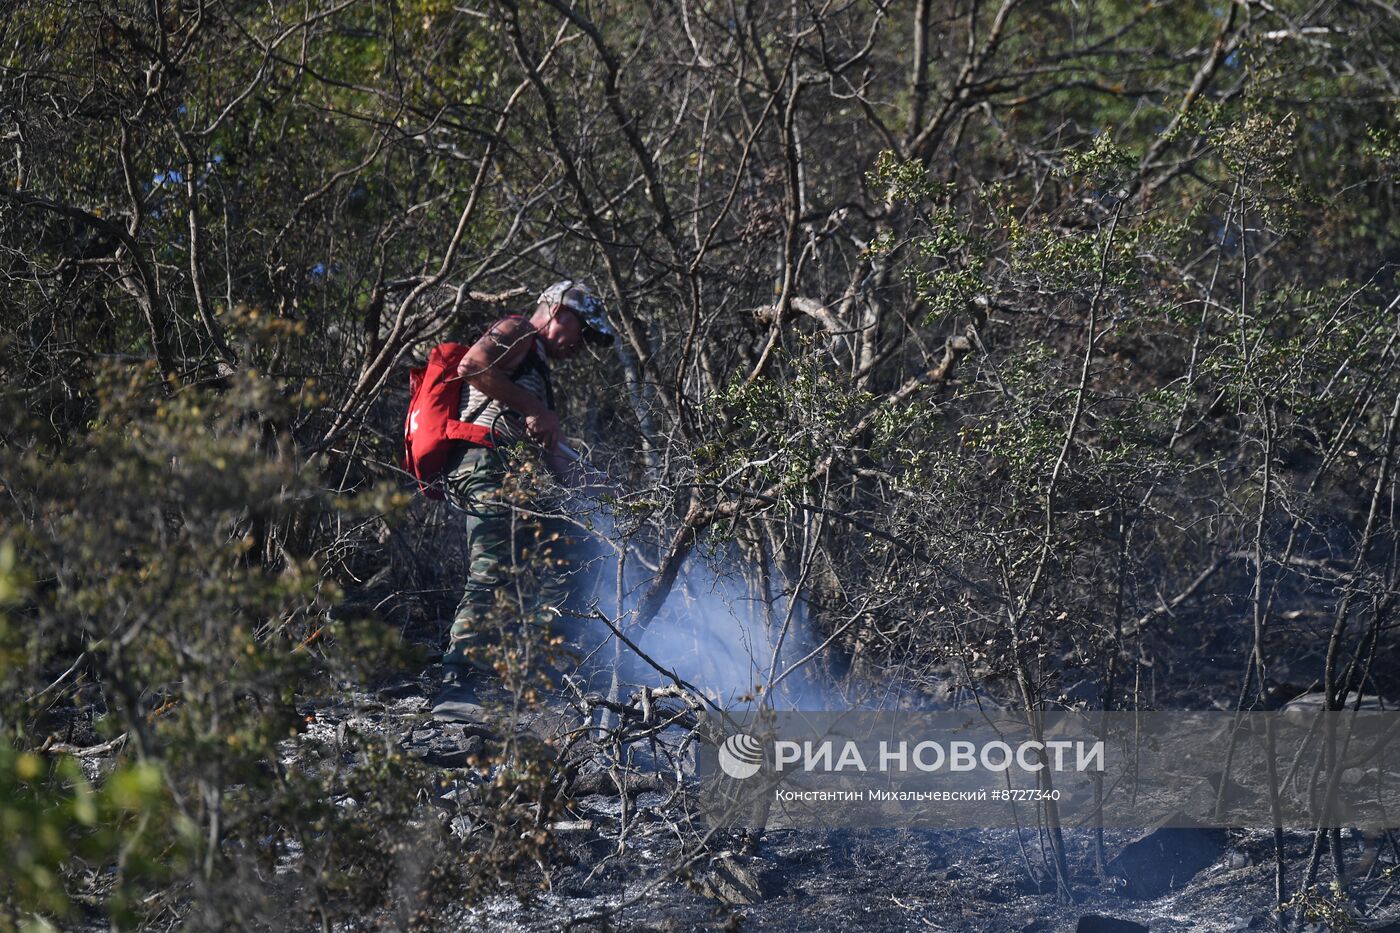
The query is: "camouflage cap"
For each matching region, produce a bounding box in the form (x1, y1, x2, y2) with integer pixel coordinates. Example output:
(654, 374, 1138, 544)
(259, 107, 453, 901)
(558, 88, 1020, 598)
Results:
(537, 280, 616, 347)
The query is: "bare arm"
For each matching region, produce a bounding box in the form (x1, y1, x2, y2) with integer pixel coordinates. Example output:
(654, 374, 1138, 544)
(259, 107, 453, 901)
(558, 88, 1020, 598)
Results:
(457, 317, 563, 451)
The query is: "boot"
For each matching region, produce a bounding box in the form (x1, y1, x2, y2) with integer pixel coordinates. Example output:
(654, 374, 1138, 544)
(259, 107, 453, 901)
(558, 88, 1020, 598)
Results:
(431, 662, 500, 735)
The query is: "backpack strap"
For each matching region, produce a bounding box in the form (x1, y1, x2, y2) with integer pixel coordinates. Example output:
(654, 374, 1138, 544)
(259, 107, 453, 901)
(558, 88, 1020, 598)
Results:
(444, 420, 494, 445)
(509, 338, 554, 411)
(459, 317, 553, 426)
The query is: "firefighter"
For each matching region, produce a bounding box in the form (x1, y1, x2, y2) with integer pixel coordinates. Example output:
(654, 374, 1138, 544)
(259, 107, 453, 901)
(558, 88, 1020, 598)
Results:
(432, 280, 615, 726)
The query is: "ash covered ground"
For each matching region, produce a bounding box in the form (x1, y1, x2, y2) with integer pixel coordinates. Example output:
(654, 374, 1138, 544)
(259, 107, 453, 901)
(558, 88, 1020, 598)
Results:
(285, 666, 1400, 933)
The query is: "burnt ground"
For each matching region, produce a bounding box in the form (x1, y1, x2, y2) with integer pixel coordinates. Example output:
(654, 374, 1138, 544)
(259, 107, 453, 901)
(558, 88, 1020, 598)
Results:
(46, 647, 1398, 932)
(311, 667, 1400, 933)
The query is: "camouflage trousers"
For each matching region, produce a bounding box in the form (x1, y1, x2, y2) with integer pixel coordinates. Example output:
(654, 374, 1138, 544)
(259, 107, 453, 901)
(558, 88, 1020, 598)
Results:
(442, 445, 604, 673)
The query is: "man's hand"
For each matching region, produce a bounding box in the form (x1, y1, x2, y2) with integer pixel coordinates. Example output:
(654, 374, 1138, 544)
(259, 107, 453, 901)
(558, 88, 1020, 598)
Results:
(525, 410, 562, 450)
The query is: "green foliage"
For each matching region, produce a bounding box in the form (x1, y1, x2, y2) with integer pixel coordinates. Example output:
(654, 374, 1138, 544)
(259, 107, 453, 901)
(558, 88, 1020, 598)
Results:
(1281, 882, 1361, 931)
(0, 357, 475, 927)
(1060, 133, 1136, 192)
(867, 150, 948, 205)
(707, 348, 880, 494)
(0, 745, 173, 931)
(0, 548, 176, 931)
(4, 0, 1400, 921)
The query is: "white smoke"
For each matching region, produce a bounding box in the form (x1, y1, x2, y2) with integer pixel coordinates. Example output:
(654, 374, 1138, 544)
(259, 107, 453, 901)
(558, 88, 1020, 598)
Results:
(571, 504, 841, 711)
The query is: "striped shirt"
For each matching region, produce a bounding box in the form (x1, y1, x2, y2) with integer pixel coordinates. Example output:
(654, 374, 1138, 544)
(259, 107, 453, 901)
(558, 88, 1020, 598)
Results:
(457, 340, 553, 446)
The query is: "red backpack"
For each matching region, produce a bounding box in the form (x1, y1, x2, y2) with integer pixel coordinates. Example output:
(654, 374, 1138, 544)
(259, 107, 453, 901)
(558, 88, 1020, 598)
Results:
(401, 342, 496, 499)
